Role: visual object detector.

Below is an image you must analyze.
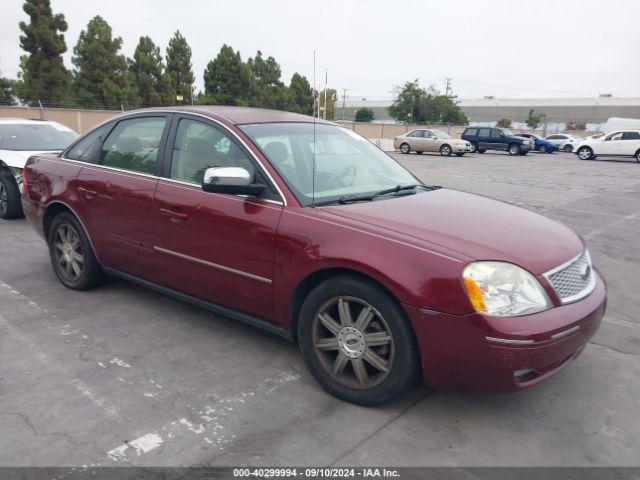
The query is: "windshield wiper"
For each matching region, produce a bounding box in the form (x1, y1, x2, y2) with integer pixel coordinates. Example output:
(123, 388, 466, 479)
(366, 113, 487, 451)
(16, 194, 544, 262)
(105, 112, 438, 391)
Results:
(313, 184, 439, 207)
(370, 184, 422, 199)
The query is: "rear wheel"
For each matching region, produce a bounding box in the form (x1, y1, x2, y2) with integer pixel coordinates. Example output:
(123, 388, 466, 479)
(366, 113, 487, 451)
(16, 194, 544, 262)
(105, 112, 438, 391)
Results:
(635, 150, 640, 163)
(469, 142, 478, 153)
(477, 148, 486, 153)
(508, 143, 520, 156)
(0, 174, 23, 220)
(47, 212, 103, 290)
(298, 275, 419, 405)
(455, 153, 464, 157)
(400, 143, 411, 154)
(577, 146, 593, 160)
(416, 151, 423, 155)
(518, 151, 528, 156)
(439, 144, 452, 156)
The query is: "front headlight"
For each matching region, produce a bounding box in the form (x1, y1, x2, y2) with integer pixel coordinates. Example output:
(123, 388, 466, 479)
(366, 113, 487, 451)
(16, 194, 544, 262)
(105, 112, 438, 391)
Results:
(462, 261, 552, 317)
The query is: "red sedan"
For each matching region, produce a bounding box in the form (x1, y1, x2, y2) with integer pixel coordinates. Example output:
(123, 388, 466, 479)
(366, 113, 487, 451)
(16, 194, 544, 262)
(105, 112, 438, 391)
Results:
(21, 107, 606, 405)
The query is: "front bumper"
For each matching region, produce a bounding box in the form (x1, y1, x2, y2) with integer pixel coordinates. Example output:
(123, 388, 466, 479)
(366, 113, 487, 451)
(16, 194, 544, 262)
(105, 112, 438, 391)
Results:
(452, 143, 473, 153)
(403, 271, 606, 392)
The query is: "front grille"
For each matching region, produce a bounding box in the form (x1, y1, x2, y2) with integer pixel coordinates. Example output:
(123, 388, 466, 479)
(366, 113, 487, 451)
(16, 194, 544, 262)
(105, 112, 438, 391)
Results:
(545, 250, 596, 304)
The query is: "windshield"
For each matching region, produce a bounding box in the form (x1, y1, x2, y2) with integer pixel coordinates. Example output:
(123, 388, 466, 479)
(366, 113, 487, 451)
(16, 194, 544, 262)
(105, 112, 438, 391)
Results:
(0, 123, 78, 151)
(432, 129, 451, 139)
(240, 123, 419, 206)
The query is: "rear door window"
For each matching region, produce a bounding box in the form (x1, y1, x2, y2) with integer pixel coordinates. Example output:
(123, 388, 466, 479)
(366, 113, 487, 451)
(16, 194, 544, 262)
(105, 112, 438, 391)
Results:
(100, 117, 168, 175)
(479, 128, 491, 137)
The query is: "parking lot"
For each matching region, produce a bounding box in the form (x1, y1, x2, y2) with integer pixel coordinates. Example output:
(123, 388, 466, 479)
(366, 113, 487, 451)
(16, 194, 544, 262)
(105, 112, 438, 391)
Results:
(0, 150, 639, 467)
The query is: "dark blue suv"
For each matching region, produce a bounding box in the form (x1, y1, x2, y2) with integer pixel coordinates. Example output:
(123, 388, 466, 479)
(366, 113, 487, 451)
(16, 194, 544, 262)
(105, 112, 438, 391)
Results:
(462, 127, 533, 155)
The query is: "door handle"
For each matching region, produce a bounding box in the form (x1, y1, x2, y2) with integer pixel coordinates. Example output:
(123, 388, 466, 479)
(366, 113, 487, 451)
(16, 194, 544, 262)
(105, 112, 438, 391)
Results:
(77, 186, 97, 200)
(159, 207, 189, 223)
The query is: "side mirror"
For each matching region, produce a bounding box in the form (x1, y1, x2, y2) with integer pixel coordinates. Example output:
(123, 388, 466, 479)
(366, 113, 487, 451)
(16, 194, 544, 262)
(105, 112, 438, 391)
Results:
(202, 167, 265, 196)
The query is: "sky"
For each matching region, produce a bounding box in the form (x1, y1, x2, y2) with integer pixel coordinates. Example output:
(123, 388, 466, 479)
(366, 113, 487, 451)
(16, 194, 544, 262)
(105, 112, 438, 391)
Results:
(1, 0, 639, 102)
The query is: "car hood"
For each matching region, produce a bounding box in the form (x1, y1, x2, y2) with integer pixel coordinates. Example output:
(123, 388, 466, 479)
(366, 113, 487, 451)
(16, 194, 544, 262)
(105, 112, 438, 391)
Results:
(320, 189, 583, 275)
(0, 150, 59, 169)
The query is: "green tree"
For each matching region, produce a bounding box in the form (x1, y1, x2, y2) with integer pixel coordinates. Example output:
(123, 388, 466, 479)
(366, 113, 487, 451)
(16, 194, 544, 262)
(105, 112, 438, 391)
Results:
(72, 16, 131, 109)
(17, 0, 71, 105)
(246, 50, 290, 109)
(129, 36, 174, 107)
(497, 118, 512, 128)
(355, 107, 375, 122)
(203, 44, 253, 105)
(318, 88, 338, 120)
(0, 77, 15, 105)
(288, 73, 313, 115)
(526, 109, 545, 129)
(388, 80, 467, 124)
(166, 31, 195, 104)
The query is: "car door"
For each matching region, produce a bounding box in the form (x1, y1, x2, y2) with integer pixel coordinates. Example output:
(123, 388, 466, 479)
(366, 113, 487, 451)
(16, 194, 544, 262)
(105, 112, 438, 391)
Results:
(599, 131, 622, 155)
(478, 128, 492, 150)
(422, 130, 438, 152)
(620, 131, 640, 156)
(151, 115, 283, 319)
(74, 114, 170, 278)
(407, 130, 423, 151)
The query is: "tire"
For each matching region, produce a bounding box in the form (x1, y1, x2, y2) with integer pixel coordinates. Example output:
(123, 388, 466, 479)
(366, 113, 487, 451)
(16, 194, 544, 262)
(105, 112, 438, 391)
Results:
(577, 146, 594, 160)
(0, 174, 24, 220)
(563, 144, 573, 153)
(477, 148, 486, 154)
(508, 144, 520, 156)
(399, 143, 411, 154)
(298, 275, 419, 405)
(469, 142, 478, 153)
(635, 150, 640, 163)
(538, 145, 547, 154)
(47, 212, 103, 290)
(439, 144, 452, 156)
(416, 151, 423, 155)
(518, 151, 528, 156)
(455, 153, 464, 157)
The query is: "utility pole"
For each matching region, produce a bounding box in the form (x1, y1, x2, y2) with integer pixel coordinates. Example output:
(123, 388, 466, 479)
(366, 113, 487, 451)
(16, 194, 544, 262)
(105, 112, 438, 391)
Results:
(341, 88, 348, 121)
(445, 78, 453, 98)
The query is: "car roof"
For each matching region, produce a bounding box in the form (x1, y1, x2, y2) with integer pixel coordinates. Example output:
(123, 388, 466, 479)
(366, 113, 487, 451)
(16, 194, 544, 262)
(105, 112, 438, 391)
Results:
(136, 106, 333, 126)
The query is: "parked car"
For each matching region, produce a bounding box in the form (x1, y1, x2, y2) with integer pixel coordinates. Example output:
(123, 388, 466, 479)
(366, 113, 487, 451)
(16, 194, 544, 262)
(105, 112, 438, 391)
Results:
(394, 129, 473, 156)
(517, 133, 558, 154)
(574, 130, 640, 162)
(22, 106, 606, 405)
(545, 133, 584, 152)
(0, 118, 78, 219)
(461, 127, 533, 155)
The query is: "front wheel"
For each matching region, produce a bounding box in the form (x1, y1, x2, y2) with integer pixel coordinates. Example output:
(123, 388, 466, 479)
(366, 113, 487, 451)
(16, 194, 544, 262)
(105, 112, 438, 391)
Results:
(47, 212, 103, 290)
(439, 144, 452, 156)
(455, 153, 464, 157)
(508, 144, 520, 156)
(469, 142, 477, 153)
(298, 275, 419, 405)
(399, 143, 411, 154)
(577, 146, 593, 160)
(0, 174, 23, 220)
(635, 150, 640, 163)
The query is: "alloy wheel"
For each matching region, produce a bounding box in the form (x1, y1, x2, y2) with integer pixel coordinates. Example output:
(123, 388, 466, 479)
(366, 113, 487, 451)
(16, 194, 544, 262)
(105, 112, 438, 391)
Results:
(509, 145, 519, 155)
(0, 182, 7, 217)
(52, 222, 85, 282)
(400, 143, 410, 154)
(578, 147, 592, 160)
(312, 296, 394, 389)
(539, 145, 547, 154)
(440, 145, 452, 156)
